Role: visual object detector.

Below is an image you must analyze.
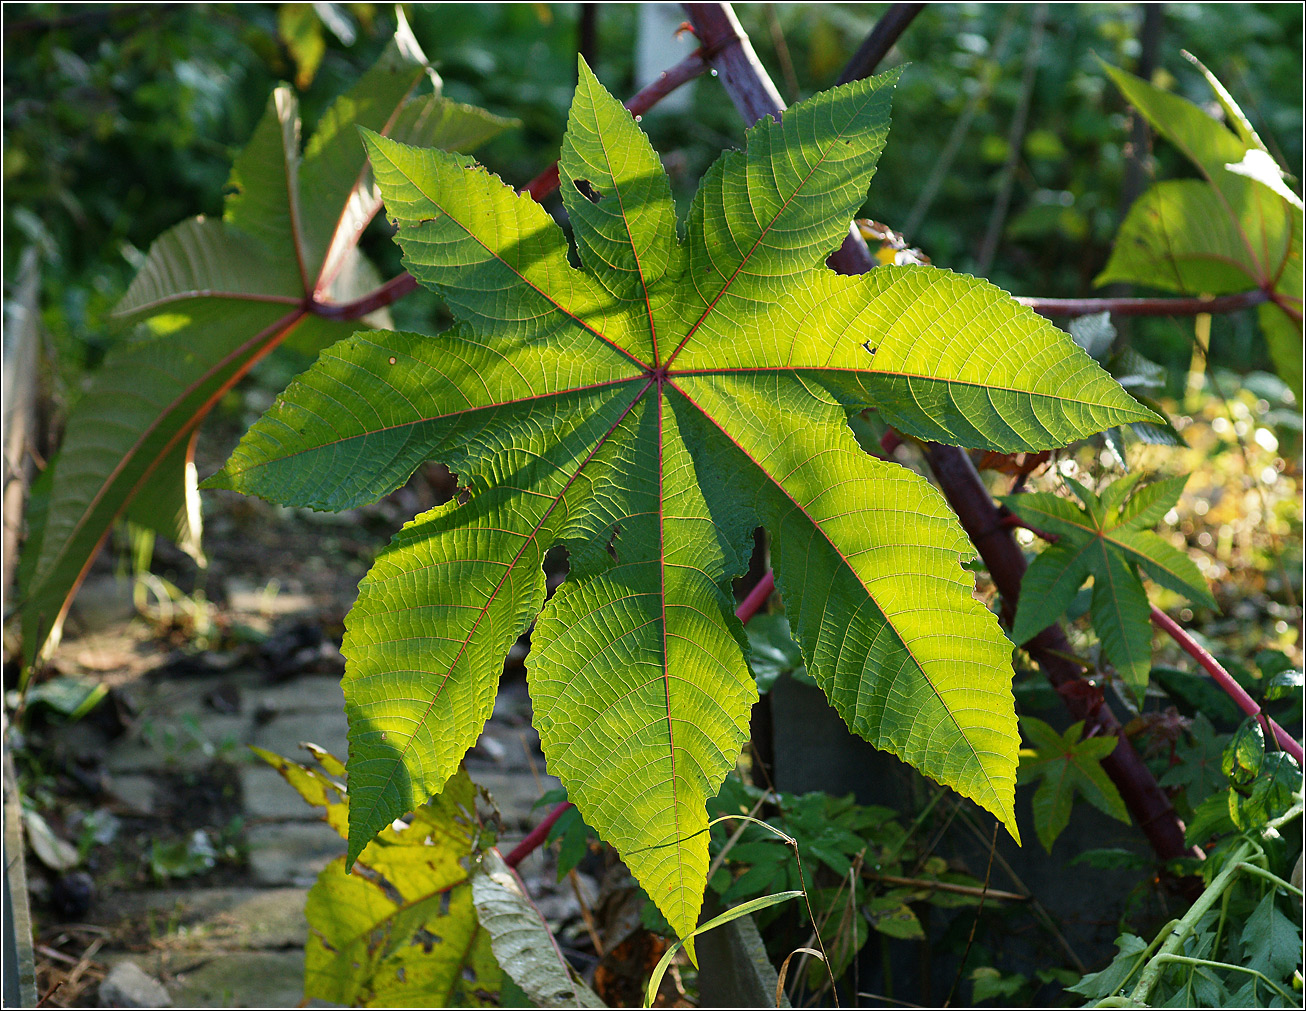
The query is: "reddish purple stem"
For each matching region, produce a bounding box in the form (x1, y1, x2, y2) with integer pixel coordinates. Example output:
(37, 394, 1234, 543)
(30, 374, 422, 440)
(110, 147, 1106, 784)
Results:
(735, 570, 776, 626)
(504, 797, 575, 868)
(1007, 514, 1302, 763)
(1016, 289, 1269, 318)
(309, 272, 420, 321)
(1150, 605, 1303, 764)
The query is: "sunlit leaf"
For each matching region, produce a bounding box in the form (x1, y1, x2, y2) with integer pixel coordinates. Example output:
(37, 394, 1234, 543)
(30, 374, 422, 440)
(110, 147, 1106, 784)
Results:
(216, 59, 1150, 939)
(1098, 61, 1302, 402)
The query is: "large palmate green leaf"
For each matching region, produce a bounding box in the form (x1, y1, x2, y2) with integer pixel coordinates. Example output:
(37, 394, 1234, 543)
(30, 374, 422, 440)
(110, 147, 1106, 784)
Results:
(1096, 61, 1303, 402)
(17, 24, 511, 663)
(1004, 474, 1213, 699)
(257, 747, 502, 1006)
(213, 60, 1152, 939)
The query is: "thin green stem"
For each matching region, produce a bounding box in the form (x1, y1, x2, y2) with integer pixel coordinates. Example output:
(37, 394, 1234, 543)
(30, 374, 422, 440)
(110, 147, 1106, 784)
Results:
(792, 842, 840, 1006)
(1212, 887, 1231, 966)
(1234, 861, 1304, 896)
(1129, 840, 1255, 1005)
(1150, 954, 1298, 1003)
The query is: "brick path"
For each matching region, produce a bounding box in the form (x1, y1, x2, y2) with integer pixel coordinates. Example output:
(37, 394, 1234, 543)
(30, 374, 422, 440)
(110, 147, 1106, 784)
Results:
(49, 624, 559, 1006)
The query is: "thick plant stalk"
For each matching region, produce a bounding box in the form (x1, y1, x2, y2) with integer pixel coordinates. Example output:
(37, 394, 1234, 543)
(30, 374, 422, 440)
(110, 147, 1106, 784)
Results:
(835, 3, 926, 86)
(683, 0, 1197, 862)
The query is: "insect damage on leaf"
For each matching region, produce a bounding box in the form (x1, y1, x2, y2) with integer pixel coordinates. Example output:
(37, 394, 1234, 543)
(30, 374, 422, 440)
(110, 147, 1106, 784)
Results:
(212, 57, 1154, 940)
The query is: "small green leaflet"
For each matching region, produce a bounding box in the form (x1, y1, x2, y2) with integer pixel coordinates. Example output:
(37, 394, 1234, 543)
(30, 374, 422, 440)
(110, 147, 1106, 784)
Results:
(214, 59, 1151, 940)
(1016, 717, 1129, 852)
(1096, 60, 1303, 403)
(1066, 933, 1149, 999)
(1241, 890, 1303, 982)
(1003, 473, 1213, 699)
(1158, 714, 1230, 807)
(970, 967, 1027, 1004)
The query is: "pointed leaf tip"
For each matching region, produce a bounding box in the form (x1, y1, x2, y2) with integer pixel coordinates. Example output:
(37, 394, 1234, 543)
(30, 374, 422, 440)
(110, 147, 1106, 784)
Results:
(245, 63, 1186, 938)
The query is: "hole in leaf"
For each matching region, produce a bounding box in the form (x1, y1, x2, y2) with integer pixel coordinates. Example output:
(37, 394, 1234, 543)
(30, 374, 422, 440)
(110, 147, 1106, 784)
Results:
(573, 178, 603, 203)
(411, 927, 442, 953)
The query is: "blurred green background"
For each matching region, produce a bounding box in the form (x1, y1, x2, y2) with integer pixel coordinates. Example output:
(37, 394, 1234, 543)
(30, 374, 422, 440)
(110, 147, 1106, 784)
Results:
(4, 2, 1302, 391)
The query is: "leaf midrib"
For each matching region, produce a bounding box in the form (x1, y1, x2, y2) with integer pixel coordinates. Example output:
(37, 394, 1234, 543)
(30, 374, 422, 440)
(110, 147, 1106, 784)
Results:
(217, 373, 641, 485)
(670, 379, 1002, 804)
(113, 290, 304, 319)
(581, 80, 661, 366)
(352, 378, 655, 847)
(653, 388, 686, 922)
(1090, 540, 1147, 674)
(662, 87, 886, 369)
(372, 141, 649, 372)
(672, 366, 1155, 414)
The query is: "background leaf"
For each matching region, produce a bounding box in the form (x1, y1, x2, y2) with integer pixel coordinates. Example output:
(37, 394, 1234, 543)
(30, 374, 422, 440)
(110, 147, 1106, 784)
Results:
(472, 850, 604, 1008)
(17, 35, 510, 664)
